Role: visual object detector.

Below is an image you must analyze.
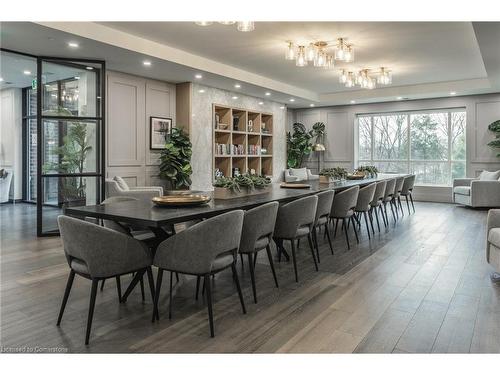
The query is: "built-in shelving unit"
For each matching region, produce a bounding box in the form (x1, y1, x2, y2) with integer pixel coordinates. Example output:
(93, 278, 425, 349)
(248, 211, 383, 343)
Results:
(213, 104, 273, 180)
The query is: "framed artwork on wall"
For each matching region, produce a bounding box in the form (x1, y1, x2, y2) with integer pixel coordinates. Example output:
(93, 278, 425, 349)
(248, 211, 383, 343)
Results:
(150, 116, 172, 150)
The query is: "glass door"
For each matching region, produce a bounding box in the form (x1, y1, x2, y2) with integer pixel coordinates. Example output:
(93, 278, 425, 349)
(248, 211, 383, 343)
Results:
(36, 57, 105, 236)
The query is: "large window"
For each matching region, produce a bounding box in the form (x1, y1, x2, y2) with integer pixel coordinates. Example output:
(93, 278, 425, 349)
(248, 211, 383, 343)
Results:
(357, 109, 466, 186)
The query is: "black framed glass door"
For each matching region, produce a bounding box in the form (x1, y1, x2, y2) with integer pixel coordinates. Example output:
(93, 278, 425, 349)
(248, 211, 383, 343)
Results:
(36, 57, 105, 236)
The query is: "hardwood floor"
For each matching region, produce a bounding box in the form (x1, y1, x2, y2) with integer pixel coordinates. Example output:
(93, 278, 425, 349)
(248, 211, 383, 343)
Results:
(1, 202, 499, 353)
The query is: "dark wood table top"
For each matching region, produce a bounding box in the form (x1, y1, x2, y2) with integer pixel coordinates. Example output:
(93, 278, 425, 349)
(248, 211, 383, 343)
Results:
(64, 174, 408, 228)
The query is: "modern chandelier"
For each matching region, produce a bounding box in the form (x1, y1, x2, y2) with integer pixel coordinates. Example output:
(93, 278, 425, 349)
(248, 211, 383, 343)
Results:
(285, 38, 355, 68)
(195, 21, 255, 32)
(339, 67, 392, 89)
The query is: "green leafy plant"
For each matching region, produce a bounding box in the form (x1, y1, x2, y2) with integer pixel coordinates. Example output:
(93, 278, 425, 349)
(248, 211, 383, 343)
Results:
(487, 120, 500, 158)
(319, 167, 348, 180)
(356, 165, 379, 177)
(286, 122, 325, 168)
(213, 174, 271, 192)
(159, 127, 193, 189)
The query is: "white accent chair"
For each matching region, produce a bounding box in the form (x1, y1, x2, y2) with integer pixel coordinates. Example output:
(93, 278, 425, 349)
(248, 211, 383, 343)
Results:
(0, 168, 13, 203)
(284, 168, 319, 183)
(452, 170, 500, 208)
(105, 177, 164, 202)
(486, 209, 500, 282)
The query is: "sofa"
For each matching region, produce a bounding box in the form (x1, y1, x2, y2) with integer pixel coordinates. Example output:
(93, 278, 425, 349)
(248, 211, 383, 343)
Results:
(284, 168, 319, 183)
(452, 170, 500, 208)
(486, 209, 500, 282)
(105, 177, 164, 202)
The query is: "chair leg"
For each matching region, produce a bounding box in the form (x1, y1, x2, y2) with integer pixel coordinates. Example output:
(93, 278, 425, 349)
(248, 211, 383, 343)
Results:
(195, 276, 201, 301)
(204, 274, 215, 337)
(152, 269, 163, 322)
(175, 272, 180, 283)
(410, 193, 415, 213)
(405, 195, 411, 215)
(240, 253, 245, 270)
(116, 276, 122, 303)
(350, 216, 360, 244)
(100, 279, 105, 291)
(373, 207, 381, 232)
(368, 209, 375, 234)
(307, 233, 319, 271)
(342, 218, 350, 250)
(253, 252, 258, 268)
(231, 263, 247, 314)
(121, 270, 145, 303)
(398, 197, 404, 216)
(140, 275, 145, 302)
(56, 270, 75, 326)
(312, 227, 320, 264)
(85, 279, 99, 345)
(247, 253, 257, 304)
(390, 201, 397, 223)
(291, 239, 299, 282)
(146, 267, 156, 304)
(363, 212, 372, 240)
(265, 245, 279, 288)
(168, 271, 173, 320)
(334, 218, 339, 237)
(324, 223, 334, 254)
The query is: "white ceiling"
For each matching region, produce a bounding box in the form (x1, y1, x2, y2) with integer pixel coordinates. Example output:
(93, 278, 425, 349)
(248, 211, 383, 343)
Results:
(1, 21, 499, 108)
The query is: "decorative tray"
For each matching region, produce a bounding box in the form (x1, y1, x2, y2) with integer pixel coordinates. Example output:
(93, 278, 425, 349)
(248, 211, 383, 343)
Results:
(280, 183, 311, 189)
(346, 174, 365, 180)
(152, 194, 211, 207)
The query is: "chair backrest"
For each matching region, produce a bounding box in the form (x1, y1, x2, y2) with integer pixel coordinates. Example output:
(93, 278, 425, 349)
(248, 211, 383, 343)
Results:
(154, 210, 244, 275)
(355, 183, 376, 212)
(105, 179, 122, 198)
(58, 215, 149, 278)
(331, 185, 360, 217)
(401, 175, 416, 194)
(371, 181, 387, 206)
(394, 177, 405, 195)
(239, 202, 279, 253)
(274, 195, 318, 239)
(383, 179, 396, 200)
(100, 196, 139, 234)
(315, 190, 335, 224)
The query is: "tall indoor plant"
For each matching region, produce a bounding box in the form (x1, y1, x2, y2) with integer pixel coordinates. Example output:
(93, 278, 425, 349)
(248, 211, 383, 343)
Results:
(286, 122, 325, 168)
(487, 120, 500, 158)
(159, 127, 193, 189)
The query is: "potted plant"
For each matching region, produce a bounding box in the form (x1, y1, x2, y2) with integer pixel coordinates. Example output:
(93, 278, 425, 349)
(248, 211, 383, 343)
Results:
(487, 120, 500, 158)
(319, 167, 348, 183)
(356, 165, 379, 178)
(159, 127, 193, 190)
(286, 122, 324, 168)
(213, 174, 272, 199)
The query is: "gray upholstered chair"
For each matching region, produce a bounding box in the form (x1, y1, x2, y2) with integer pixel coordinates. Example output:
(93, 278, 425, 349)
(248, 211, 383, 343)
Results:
(355, 183, 376, 239)
(382, 179, 397, 224)
(152, 210, 246, 337)
(284, 168, 319, 183)
(313, 190, 335, 262)
(105, 177, 164, 202)
(392, 177, 406, 217)
(400, 175, 416, 214)
(273, 195, 319, 283)
(487, 209, 500, 283)
(453, 170, 500, 208)
(239, 202, 279, 303)
(370, 180, 387, 232)
(329, 185, 360, 250)
(56, 215, 154, 345)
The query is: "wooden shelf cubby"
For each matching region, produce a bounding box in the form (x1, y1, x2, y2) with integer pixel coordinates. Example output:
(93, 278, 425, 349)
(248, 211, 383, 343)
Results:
(212, 104, 273, 180)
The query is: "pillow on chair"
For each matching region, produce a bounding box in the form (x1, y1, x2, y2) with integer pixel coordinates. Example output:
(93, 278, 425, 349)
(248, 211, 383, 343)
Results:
(113, 176, 129, 190)
(479, 170, 500, 180)
(290, 168, 308, 181)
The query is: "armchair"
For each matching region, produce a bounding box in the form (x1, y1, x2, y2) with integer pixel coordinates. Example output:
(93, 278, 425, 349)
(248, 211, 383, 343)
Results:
(284, 168, 319, 183)
(453, 178, 500, 208)
(105, 177, 164, 202)
(486, 209, 500, 282)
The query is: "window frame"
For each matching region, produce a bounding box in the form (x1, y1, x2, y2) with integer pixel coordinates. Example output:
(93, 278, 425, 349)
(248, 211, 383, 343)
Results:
(356, 108, 466, 187)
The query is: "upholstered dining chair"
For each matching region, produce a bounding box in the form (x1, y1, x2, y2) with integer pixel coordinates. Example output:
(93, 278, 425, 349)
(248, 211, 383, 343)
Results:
(56, 215, 155, 345)
(239, 202, 279, 303)
(273, 195, 319, 283)
(312, 190, 335, 262)
(400, 175, 416, 214)
(382, 179, 397, 224)
(329, 185, 360, 250)
(370, 180, 388, 232)
(152, 210, 246, 338)
(392, 176, 406, 217)
(355, 183, 377, 239)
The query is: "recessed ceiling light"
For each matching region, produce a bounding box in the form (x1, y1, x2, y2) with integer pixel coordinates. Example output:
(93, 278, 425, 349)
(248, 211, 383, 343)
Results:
(350, 100, 356, 104)
(232, 96, 238, 100)
(0, 77, 3, 82)
(68, 42, 79, 48)
(198, 89, 205, 93)
(309, 104, 315, 107)
(259, 102, 264, 105)
(397, 96, 403, 100)
(450, 91, 457, 95)
(74, 76, 80, 80)
(289, 98, 295, 102)
(195, 74, 202, 79)
(143, 61, 151, 67)
(280, 106, 285, 109)
(86, 66, 93, 70)
(234, 83, 241, 88)
(23, 70, 31, 75)
(265, 92, 271, 96)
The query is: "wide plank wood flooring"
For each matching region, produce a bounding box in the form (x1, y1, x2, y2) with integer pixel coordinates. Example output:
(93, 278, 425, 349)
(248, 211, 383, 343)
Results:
(1, 202, 499, 353)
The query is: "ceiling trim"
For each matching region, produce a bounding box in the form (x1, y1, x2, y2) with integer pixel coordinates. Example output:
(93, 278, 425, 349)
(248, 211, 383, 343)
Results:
(35, 21, 319, 102)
